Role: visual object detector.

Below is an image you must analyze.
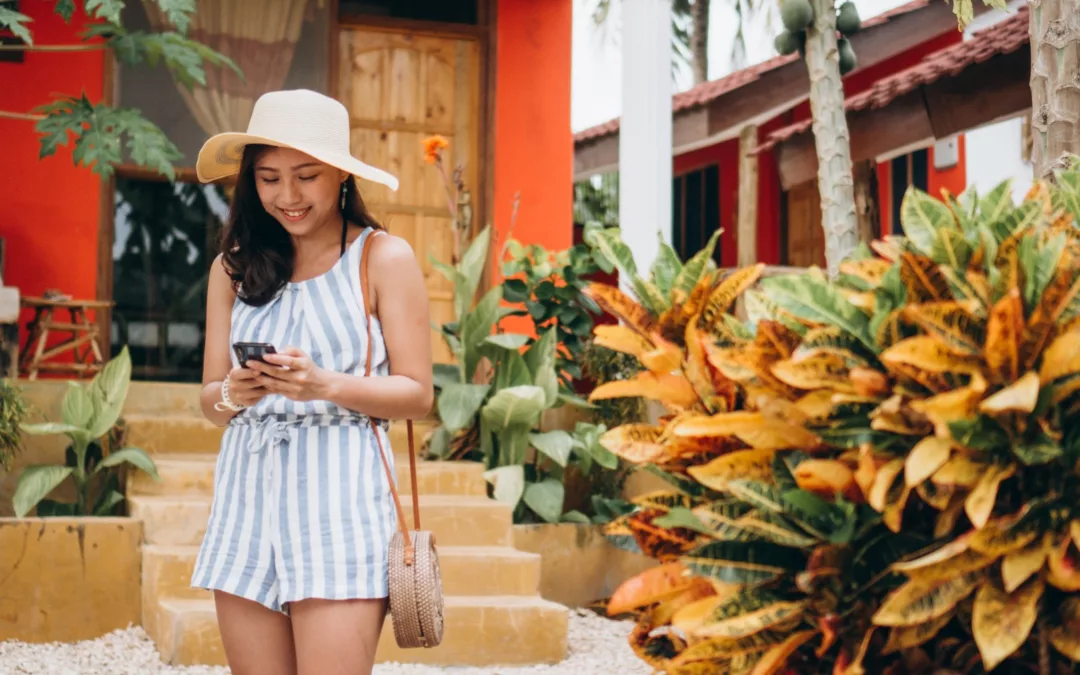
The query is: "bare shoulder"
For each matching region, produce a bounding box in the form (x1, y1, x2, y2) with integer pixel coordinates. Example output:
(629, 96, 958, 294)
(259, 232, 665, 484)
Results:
(369, 232, 418, 269)
(208, 253, 236, 290)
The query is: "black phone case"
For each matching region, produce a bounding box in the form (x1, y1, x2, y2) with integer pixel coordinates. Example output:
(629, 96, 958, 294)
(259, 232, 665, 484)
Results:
(233, 342, 276, 364)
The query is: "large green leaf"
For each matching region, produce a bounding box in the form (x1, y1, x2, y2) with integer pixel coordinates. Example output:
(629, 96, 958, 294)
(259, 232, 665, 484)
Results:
(529, 430, 574, 467)
(461, 287, 502, 381)
(481, 385, 547, 431)
(572, 423, 619, 470)
(977, 179, 1014, 225)
(682, 540, 804, 585)
(494, 350, 533, 391)
(483, 465, 525, 508)
(1021, 232, 1066, 312)
(931, 227, 973, 268)
(485, 333, 530, 350)
(61, 382, 94, 430)
(437, 384, 491, 434)
(0, 4, 33, 44)
(759, 274, 874, 351)
(497, 423, 531, 466)
(95, 447, 159, 480)
(13, 465, 74, 518)
(523, 478, 565, 523)
(432, 363, 462, 389)
(673, 229, 722, 294)
(86, 346, 132, 440)
(584, 225, 638, 278)
(900, 187, 955, 256)
(459, 224, 492, 311)
(650, 237, 683, 297)
(989, 200, 1041, 244)
(522, 328, 558, 406)
(431, 258, 469, 317)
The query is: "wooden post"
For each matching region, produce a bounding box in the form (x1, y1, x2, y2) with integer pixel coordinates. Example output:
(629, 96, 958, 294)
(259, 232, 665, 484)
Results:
(737, 125, 759, 267)
(853, 159, 880, 244)
(736, 124, 759, 320)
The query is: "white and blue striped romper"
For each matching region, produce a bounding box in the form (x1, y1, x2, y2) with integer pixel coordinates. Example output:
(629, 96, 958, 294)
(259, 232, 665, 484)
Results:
(191, 226, 397, 613)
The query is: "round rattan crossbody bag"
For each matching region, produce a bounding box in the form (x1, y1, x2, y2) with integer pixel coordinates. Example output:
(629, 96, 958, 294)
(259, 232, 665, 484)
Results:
(360, 231, 445, 649)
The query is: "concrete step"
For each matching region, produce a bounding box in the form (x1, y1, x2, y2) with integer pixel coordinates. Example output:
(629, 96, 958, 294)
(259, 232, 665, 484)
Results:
(128, 494, 512, 547)
(122, 415, 224, 455)
(124, 415, 437, 458)
(156, 595, 568, 667)
(129, 454, 487, 498)
(141, 543, 541, 611)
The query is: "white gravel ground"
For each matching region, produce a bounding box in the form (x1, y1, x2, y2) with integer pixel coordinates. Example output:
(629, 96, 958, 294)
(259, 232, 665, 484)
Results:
(0, 609, 650, 675)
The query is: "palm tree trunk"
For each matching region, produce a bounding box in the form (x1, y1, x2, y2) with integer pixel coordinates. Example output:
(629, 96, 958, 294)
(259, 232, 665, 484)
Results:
(1029, 0, 1080, 179)
(691, 0, 710, 84)
(804, 0, 858, 276)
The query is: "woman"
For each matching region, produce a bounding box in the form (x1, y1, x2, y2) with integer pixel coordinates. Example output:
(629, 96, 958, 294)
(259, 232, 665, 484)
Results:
(189, 89, 434, 675)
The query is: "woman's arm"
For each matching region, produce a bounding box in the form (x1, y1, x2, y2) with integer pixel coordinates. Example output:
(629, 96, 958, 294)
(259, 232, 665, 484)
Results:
(256, 233, 434, 420)
(200, 254, 267, 425)
(324, 233, 434, 419)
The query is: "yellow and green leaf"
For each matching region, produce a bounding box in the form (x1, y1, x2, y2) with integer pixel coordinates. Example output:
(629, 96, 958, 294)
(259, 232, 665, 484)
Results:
(971, 577, 1043, 672)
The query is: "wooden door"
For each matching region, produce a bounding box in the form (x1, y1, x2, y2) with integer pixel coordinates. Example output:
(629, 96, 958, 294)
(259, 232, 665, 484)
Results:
(784, 180, 826, 268)
(337, 27, 482, 364)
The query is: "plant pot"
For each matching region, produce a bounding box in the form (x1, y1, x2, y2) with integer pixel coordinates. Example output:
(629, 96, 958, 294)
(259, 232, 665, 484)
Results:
(512, 522, 656, 608)
(0, 517, 142, 642)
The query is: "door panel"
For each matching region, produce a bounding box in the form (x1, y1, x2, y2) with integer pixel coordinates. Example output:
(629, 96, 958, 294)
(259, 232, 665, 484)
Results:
(337, 27, 482, 364)
(785, 181, 826, 268)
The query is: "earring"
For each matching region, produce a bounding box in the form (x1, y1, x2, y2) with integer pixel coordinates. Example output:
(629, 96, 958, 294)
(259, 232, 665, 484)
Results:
(340, 181, 347, 210)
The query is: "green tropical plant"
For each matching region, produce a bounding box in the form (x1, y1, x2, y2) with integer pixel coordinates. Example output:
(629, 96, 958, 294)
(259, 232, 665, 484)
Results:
(500, 237, 604, 388)
(0, 378, 29, 471)
(591, 158, 1080, 674)
(0, 0, 240, 180)
(13, 346, 160, 517)
(428, 224, 620, 524)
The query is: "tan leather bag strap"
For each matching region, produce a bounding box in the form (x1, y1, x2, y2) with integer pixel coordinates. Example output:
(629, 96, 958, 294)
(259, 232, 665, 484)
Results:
(360, 230, 419, 565)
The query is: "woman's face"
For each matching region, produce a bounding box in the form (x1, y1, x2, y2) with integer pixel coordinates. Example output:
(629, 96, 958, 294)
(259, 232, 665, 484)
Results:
(252, 147, 348, 237)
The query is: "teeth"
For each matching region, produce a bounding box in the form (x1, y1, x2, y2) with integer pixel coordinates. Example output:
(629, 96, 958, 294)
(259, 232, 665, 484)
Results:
(284, 209, 307, 218)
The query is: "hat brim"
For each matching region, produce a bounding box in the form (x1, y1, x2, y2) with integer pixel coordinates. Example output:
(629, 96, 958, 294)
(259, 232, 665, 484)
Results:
(195, 132, 400, 192)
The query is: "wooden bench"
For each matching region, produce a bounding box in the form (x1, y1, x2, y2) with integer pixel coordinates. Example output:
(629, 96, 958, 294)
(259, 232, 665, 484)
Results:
(19, 297, 114, 380)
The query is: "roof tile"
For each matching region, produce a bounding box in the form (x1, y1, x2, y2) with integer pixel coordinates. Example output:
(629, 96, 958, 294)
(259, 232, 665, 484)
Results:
(757, 5, 1029, 151)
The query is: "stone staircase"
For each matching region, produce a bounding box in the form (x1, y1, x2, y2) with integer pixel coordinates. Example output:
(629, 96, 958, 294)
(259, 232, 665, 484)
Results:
(121, 385, 568, 667)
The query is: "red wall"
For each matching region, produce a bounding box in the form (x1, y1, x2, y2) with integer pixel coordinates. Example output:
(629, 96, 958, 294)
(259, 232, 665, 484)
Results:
(0, 4, 105, 362)
(493, 0, 572, 333)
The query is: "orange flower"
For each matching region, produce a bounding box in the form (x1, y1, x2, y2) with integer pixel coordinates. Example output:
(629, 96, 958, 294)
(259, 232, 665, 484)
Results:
(422, 135, 449, 164)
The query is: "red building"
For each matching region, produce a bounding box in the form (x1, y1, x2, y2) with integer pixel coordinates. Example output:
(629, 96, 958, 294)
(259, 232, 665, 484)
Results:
(0, 0, 573, 381)
(573, 0, 1026, 271)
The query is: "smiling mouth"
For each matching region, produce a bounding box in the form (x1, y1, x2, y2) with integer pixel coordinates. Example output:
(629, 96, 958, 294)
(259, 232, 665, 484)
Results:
(281, 207, 311, 221)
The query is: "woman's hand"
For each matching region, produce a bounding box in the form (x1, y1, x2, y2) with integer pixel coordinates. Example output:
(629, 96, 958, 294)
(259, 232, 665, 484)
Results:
(226, 366, 269, 408)
(249, 346, 330, 403)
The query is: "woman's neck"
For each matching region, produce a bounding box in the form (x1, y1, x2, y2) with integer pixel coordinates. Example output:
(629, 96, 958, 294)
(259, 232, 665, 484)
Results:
(291, 213, 348, 263)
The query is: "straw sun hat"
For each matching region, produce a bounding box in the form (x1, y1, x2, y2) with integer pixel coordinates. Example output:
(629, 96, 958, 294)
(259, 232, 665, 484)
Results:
(195, 89, 399, 191)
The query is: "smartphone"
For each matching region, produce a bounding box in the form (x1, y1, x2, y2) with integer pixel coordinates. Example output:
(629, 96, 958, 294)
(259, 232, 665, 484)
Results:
(233, 341, 277, 366)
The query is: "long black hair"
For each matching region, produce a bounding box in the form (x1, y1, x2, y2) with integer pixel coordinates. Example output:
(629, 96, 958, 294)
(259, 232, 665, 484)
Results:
(219, 143, 383, 306)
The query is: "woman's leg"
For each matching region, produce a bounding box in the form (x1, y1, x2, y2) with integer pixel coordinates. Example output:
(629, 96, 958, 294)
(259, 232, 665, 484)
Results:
(215, 591, 297, 675)
(289, 597, 388, 675)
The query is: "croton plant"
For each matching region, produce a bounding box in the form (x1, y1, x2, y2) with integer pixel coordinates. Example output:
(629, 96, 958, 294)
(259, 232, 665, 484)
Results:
(590, 158, 1080, 674)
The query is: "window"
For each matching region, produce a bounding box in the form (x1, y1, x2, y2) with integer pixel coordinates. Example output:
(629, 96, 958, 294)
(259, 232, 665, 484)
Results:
(890, 148, 928, 235)
(110, 176, 229, 382)
(672, 164, 721, 263)
(339, 0, 479, 24)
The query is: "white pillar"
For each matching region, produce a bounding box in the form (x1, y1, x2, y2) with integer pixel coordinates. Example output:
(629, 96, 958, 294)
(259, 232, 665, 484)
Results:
(619, 0, 673, 292)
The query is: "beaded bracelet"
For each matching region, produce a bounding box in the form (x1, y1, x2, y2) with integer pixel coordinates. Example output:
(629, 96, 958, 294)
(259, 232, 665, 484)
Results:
(213, 375, 247, 412)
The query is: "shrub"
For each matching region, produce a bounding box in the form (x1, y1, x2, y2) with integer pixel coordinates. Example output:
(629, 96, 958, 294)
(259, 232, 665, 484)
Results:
(596, 159, 1080, 674)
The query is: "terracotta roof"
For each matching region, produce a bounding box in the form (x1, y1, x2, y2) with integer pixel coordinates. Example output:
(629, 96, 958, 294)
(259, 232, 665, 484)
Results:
(757, 5, 1030, 152)
(573, 0, 933, 146)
